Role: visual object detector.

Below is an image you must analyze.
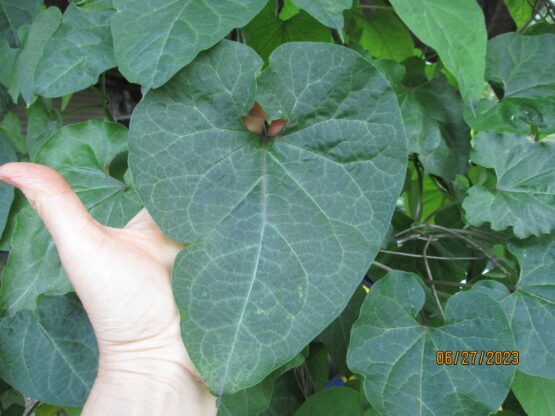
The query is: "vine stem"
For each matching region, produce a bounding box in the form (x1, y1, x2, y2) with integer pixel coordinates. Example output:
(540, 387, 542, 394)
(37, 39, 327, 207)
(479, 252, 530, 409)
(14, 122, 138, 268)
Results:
(373, 261, 393, 272)
(379, 249, 483, 261)
(356, 5, 394, 10)
(423, 237, 446, 319)
(395, 224, 510, 274)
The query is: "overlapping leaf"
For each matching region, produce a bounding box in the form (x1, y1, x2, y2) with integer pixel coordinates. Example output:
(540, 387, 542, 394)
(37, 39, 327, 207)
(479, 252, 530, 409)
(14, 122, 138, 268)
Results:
(35, 5, 115, 98)
(502, 234, 555, 379)
(465, 33, 555, 134)
(347, 271, 515, 416)
(463, 132, 555, 237)
(128, 40, 407, 394)
(388, 0, 487, 103)
(111, 0, 267, 89)
(291, 0, 351, 32)
(0, 133, 15, 237)
(294, 387, 364, 416)
(0, 0, 42, 47)
(0, 6, 61, 104)
(217, 350, 306, 416)
(0, 294, 97, 406)
(511, 371, 555, 416)
(0, 121, 141, 314)
(243, 1, 333, 63)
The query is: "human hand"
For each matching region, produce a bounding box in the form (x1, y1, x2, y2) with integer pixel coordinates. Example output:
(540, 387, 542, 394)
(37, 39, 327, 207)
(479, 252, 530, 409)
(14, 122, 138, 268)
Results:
(0, 161, 217, 415)
(0, 104, 283, 414)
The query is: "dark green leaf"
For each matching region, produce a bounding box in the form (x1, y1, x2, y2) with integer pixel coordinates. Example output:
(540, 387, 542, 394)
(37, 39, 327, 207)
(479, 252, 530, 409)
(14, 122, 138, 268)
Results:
(462, 132, 555, 237)
(388, 0, 487, 103)
(0, 121, 141, 314)
(501, 234, 555, 379)
(347, 271, 515, 416)
(399, 78, 470, 179)
(128, 40, 407, 394)
(291, 0, 351, 31)
(0, 387, 25, 416)
(511, 371, 555, 416)
(465, 33, 555, 134)
(0, 294, 97, 406)
(111, 0, 267, 90)
(0, 0, 41, 47)
(3, 6, 61, 104)
(243, 1, 333, 64)
(346, 10, 413, 62)
(293, 387, 363, 416)
(261, 370, 305, 416)
(319, 285, 366, 374)
(34, 5, 115, 98)
(0, 132, 16, 237)
(217, 350, 306, 416)
(305, 342, 328, 393)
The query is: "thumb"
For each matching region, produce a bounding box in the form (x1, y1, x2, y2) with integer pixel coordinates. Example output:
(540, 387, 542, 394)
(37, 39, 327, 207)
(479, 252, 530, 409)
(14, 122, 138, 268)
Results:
(0, 162, 100, 250)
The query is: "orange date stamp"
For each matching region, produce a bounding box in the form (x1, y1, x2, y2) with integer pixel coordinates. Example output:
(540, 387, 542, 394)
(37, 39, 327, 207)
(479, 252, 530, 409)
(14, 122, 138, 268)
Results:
(436, 351, 519, 365)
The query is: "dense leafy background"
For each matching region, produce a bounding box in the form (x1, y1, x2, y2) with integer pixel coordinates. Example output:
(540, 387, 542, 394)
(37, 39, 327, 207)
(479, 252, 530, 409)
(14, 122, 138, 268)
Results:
(0, 0, 554, 415)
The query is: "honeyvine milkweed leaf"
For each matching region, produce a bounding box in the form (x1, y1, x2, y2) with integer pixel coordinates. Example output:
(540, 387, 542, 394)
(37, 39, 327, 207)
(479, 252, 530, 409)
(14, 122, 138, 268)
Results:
(26, 97, 62, 161)
(294, 387, 364, 416)
(0, 121, 141, 314)
(319, 285, 366, 374)
(0, 6, 61, 105)
(0, 293, 97, 406)
(511, 371, 555, 416)
(0, 133, 16, 236)
(465, 33, 555, 135)
(0, 0, 42, 47)
(345, 10, 413, 63)
(388, 0, 487, 104)
(128, 40, 407, 394)
(217, 350, 306, 416)
(398, 77, 470, 180)
(462, 132, 555, 238)
(262, 370, 305, 416)
(347, 271, 515, 416)
(111, 0, 266, 90)
(291, 0, 351, 32)
(502, 234, 555, 379)
(243, 1, 333, 64)
(34, 5, 115, 98)
(503, 0, 538, 30)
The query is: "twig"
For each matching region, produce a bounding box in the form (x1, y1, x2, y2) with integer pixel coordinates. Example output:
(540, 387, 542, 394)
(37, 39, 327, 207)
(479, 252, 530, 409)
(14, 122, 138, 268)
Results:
(423, 237, 446, 319)
(380, 249, 483, 261)
(373, 261, 393, 272)
(423, 279, 474, 288)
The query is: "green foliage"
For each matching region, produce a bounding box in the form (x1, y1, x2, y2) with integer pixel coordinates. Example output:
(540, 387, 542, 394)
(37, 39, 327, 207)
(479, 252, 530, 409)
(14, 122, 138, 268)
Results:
(388, 0, 487, 103)
(466, 33, 555, 135)
(0, 0, 553, 414)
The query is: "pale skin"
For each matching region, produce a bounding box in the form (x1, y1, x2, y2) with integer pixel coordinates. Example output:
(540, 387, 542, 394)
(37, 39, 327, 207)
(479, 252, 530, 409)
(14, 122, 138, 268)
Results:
(0, 106, 284, 414)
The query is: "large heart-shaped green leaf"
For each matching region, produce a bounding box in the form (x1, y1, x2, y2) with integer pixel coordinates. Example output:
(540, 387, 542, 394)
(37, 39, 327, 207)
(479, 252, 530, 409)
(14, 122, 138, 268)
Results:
(462, 132, 555, 238)
(347, 271, 515, 416)
(0, 0, 42, 47)
(0, 133, 16, 236)
(128, 40, 407, 394)
(291, 0, 351, 32)
(388, 0, 487, 104)
(111, 0, 267, 90)
(465, 33, 555, 135)
(0, 293, 97, 406)
(0, 121, 141, 314)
